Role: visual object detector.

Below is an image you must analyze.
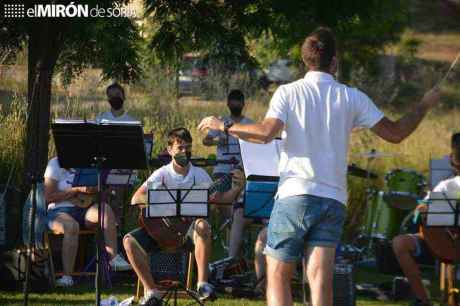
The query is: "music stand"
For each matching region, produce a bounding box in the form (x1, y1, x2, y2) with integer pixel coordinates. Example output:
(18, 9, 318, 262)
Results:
(52, 120, 147, 306)
(244, 175, 278, 219)
(422, 192, 460, 305)
(239, 139, 281, 219)
(144, 186, 209, 306)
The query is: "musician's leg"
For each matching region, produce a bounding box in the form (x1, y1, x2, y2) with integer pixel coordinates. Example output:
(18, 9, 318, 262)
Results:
(84, 203, 117, 258)
(48, 212, 80, 276)
(192, 218, 212, 283)
(393, 234, 430, 303)
(228, 207, 252, 258)
(254, 227, 267, 292)
(123, 230, 158, 292)
(263, 196, 307, 306)
(304, 246, 336, 306)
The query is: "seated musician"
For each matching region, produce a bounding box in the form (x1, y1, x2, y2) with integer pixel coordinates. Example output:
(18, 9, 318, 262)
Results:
(96, 82, 137, 122)
(123, 127, 245, 306)
(44, 157, 132, 287)
(393, 132, 460, 306)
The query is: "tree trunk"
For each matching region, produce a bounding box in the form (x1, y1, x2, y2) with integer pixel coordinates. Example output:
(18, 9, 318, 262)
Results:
(22, 21, 61, 196)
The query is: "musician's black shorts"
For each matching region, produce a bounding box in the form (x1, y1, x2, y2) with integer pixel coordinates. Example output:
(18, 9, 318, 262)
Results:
(126, 223, 195, 255)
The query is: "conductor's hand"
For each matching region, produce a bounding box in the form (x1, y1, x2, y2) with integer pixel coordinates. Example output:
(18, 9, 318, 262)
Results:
(198, 116, 224, 132)
(231, 169, 245, 191)
(421, 86, 441, 109)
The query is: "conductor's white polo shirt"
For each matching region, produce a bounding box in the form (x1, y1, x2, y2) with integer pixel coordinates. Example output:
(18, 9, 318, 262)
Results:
(266, 71, 384, 205)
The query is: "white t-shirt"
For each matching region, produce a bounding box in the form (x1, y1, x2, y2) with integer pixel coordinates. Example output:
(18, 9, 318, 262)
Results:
(96, 110, 137, 123)
(265, 71, 384, 204)
(44, 157, 76, 210)
(207, 116, 254, 174)
(142, 162, 212, 191)
(428, 176, 460, 198)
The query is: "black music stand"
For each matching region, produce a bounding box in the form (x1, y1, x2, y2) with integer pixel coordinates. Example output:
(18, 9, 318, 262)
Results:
(143, 186, 209, 306)
(52, 120, 147, 306)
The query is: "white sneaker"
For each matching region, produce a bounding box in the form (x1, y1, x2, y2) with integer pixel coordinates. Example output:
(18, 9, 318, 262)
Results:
(110, 254, 132, 271)
(56, 275, 74, 287)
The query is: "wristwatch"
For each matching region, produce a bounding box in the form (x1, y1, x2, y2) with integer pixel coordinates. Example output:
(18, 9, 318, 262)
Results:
(224, 120, 234, 135)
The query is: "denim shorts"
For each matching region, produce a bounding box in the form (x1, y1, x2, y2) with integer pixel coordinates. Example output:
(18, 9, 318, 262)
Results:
(46, 206, 88, 229)
(264, 194, 346, 262)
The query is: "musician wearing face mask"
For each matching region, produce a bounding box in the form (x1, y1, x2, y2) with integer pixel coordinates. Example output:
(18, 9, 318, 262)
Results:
(123, 128, 245, 306)
(202, 89, 254, 260)
(96, 82, 137, 123)
(393, 132, 460, 306)
(202, 89, 253, 179)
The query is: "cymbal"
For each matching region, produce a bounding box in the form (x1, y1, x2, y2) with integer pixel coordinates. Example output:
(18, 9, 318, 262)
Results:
(352, 150, 404, 159)
(347, 164, 378, 179)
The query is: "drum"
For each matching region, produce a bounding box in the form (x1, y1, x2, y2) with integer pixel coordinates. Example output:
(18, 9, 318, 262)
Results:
(383, 169, 426, 210)
(372, 191, 406, 240)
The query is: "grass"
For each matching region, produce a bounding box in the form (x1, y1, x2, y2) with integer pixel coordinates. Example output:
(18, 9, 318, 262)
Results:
(0, 264, 441, 305)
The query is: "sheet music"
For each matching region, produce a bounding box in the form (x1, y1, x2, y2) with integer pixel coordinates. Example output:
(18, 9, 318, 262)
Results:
(147, 188, 208, 217)
(181, 189, 208, 217)
(106, 169, 133, 185)
(430, 156, 454, 188)
(145, 204, 177, 217)
(239, 139, 281, 177)
(54, 118, 142, 126)
(54, 118, 97, 124)
(426, 192, 460, 226)
(99, 119, 142, 125)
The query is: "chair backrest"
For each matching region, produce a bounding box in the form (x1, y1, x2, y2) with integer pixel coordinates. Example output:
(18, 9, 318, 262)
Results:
(150, 251, 190, 284)
(430, 157, 454, 189)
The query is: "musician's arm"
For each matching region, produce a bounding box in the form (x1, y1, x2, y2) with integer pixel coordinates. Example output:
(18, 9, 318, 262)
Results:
(212, 186, 243, 204)
(371, 87, 440, 143)
(210, 169, 245, 204)
(131, 184, 147, 205)
(44, 177, 79, 204)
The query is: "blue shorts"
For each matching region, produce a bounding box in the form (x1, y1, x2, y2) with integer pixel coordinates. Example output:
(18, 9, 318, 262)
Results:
(264, 194, 346, 262)
(46, 206, 88, 229)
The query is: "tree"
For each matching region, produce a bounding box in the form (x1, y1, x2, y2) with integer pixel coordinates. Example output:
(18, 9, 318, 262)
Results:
(145, 0, 409, 81)
(0, 0, 141, 192)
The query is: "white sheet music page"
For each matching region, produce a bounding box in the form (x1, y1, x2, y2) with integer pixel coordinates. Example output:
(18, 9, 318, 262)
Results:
(99, 119, 142, 125)
(181, 189, 208, 217)
(147, 189, 177, 217)
(427, 192, 460, 226)
(239, 139, 281, 177)
(54, 118, 97, 124)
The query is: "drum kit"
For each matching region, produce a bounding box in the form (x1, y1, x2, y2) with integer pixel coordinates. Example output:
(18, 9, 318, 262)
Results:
(355, 150, 427, 271)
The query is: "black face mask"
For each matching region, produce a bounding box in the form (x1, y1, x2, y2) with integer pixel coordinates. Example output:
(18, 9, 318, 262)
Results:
(229, 106, 243, 117)
(174, 151, 191, 168)
(109, 97, 124, 111)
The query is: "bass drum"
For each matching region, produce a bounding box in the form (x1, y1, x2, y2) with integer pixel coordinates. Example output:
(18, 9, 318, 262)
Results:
(374, 210, 418, 275)
(375, 210, 435, 274)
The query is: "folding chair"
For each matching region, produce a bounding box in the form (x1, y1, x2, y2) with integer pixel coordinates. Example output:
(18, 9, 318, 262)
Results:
(44, 228, 96, 277)
(135, 250, 203, 306)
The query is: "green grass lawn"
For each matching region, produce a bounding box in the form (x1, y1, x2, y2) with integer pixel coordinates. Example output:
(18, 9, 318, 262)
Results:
(0, 265, 441, 306)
